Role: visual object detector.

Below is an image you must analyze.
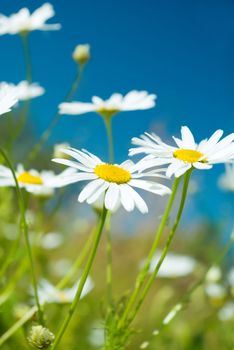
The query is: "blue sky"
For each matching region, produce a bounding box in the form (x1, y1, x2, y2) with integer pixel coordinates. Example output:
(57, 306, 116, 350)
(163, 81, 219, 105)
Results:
(0, 0, 233, 227)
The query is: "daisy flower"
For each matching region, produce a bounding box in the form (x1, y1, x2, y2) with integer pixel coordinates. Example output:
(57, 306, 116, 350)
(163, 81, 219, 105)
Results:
(0, 84, 18, 116)
(36, 277, 93, 305)
(52, 148, 171, 214)
(141, 251, 197, 278)
(218, 163, 234, 192)
(0, 81, 45, 102)
(59, 90, 156, 118)
(129, 126, 234, 178)
(0, 164, 76, 196)
(0, 3, 61, 36)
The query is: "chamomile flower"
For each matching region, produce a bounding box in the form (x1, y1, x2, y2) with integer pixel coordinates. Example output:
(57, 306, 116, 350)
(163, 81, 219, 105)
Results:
(52, 148, 171, 214)
(218, 163, 234, 192)
(0, 3, 61, 36)
(129, 126, 234, 178)
(59, 90, 156, 119)
(0, 81, 45, 102)
(141, 251, 197, 278)
(0, 164, 76, 196)
(0, 84, 18, 116)
(36, 277, 93, 304)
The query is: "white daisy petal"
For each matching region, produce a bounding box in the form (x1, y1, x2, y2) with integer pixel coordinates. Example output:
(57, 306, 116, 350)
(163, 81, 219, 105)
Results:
(180, 126, 196, 149)
(78, 179, 105, 203)
(0, 3, 60, 35)
(105, 183, 120, 211)
(130, 127, 234, 178)
(119, 184, 135, 212)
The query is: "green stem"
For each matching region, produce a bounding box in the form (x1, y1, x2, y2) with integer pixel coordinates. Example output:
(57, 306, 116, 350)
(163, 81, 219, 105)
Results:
(103, 117, 114, 306)
(106, 212, 113, 306)
(145, 228, 234, 345)
(0, 306, 37, 347)
(56, 229, 94, 290)
(50, 207, 108, 350)
(0, 227, 95, 346)
(0, 227, 21, 279)
(0, 148, 44, 325)
(20, 33, 32, 83)
(128, 170, 192, 325)
(103, 117, 114, 163)
(118, 176, 181, 329)
(27, 66, 84, 165)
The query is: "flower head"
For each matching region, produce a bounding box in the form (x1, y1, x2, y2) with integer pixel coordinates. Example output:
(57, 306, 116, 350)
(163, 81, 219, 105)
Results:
(28, 325, 55, 349)
(0, 3, 61, 35)
(0, 81, 45, 102)
(0, 164, 76, 197)
(59, 90, 157, 119)
(73, 44, 90, 65)
(0, 84, 18, 116)
(129, 126, 234, 178)
(142, 251, 197, 278)
(37, 277, 93, 304)
(52, 148, 171, 213)
(218, 163, 234, 192)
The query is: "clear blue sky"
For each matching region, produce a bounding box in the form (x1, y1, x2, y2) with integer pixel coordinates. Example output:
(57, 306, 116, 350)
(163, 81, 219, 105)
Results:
(0, 0, 233, 225)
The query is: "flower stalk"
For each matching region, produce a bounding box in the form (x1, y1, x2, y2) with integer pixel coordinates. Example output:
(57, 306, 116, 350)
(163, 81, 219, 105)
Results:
(0, 147, 44, 325)
(50, 207, 108, 350)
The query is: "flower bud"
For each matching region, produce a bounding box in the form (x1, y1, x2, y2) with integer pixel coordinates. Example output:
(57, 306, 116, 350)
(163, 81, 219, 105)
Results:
(28, 325, 55, 349)
(72, 44, 90, 65)
(53, 143, 70, 159)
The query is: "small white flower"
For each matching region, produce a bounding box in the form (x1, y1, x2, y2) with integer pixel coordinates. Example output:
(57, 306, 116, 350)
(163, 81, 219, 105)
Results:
(0, 3, 61, 35)
(59, 90, 157, 118)
(37, 277, 93, 304)
(52, 148, 171, 213)
(0, 81, 45, 102)
(0, 84, 18, 116)
(0, 164, 76, 196)
(205, 283, 227, 299)
(206, 266, 222, 283)
(88, 321, 105, 347)
(129, 126, 234, 178)
(218, 163, 234, 192)
(218, 302, 234, 321)
(41, 232, 64, 250)
(143, 251, 197, 278)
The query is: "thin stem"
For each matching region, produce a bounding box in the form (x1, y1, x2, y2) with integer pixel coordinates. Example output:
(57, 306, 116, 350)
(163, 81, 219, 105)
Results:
(129, 170, 192, 325)
(50, 207, 108, 350)
(0, 227, 21, 279)
(0, 226, 96, 346)
(118, 176, 181, 329)
(27, 65, 84, 165)
(106, 212, 113, 306)
(0, 306, 37, 347)
(103, 117, 114, 306)
(56, 229, 94, 290)
(103, 117, 114, 163)
(20, 33, 32, 83)
(145, 228, 234, 345)
(0, 148, 44, 325)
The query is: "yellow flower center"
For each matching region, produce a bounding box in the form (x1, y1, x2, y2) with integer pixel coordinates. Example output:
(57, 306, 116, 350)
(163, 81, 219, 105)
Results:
(17, 171, 43, 185)
(58, 292, 69, 303)
(97, 108, 119, 118)
(94, 164, 131, 184)
(173, 149, 204, 163)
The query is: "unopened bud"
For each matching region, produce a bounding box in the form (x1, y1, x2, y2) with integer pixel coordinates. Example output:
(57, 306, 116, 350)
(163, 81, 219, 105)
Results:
(53, 143, 70, 159)
(28, 325, 55, 349)
(72, 44, 90, 65)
